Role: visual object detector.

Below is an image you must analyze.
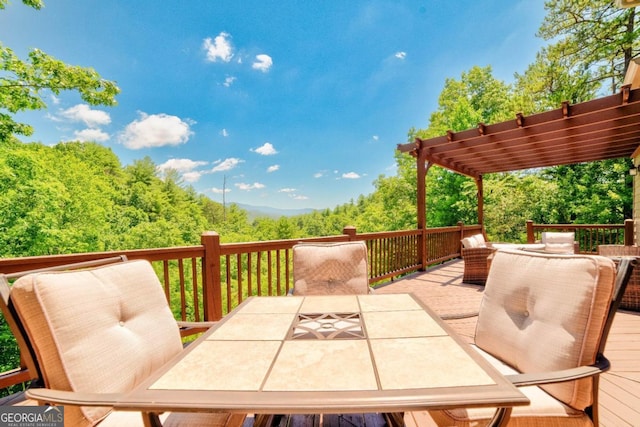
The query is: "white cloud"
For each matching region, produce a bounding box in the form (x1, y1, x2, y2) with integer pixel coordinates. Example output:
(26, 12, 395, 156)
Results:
(60, 104, 111, 127)
(211, 187, 231, 194)
(252, 54, 273, 72)
(395, 51, 407, 59)
(267, 165, 280, 173)
(220, 128, 229, 137)
(252, 142, 278, 155)
(372, 135, 379, 141)
(157, 158, 208, 173)
(223, 76, 236, 87)
(157, 159, 208, 183)
(342, 172, 361, 179)
(72, 128, 110, 142)
(314, 172, 324, 178)
(235, 182, 265, 191)
(182, 171, 203, 183)
(203, 32, 233, 62)
(278, 188, 307, 200)
(211, 157, 243, 172)
(119, 113, 194, 149)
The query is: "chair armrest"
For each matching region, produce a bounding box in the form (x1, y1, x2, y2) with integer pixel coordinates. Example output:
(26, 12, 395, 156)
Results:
(26, 388, 122, 407)
(177, 321, 218, 338)
(506, 356, 610, 387)
(176, 320, 217, 329)
(461, 247, 496, 257)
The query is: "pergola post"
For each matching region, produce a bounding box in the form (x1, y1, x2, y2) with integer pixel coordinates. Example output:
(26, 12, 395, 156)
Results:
(416, 147, 431, 270)
(417, 151, 427, 230)
(475, 175, 484, 234)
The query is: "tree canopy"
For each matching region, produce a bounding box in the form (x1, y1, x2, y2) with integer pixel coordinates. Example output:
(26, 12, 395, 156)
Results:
(538, 0, 639, 94)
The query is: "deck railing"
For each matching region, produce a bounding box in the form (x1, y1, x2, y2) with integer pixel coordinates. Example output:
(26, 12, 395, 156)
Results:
(526, 219, 634, 253)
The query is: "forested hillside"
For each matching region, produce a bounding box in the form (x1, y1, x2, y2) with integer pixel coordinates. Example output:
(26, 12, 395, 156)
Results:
(0, 138, 420, 257)
(0, 136, 633, 259)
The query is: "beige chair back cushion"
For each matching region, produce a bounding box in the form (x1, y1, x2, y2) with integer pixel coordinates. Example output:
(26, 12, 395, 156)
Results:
(460, 237, 473, 249)
(471, 233, 486, 247)
(293, 242, 369, 295)
(461, 234, 486, 249)
(542, 231, 575, 254)
(475, 249, 615, 410)
(11, 260, 183, 426)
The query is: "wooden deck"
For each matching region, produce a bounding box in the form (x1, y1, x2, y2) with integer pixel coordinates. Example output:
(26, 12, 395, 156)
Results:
(249, 259, 640, 427)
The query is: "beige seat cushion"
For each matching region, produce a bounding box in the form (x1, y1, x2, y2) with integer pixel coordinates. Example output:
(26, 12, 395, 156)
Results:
(475, 249, 615, 410)
(428, 346, 592, 427)
(11, 260, 184, 426)
(292, 242, 370, 295)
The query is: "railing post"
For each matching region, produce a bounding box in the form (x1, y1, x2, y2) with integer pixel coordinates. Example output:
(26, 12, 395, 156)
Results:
(343, 225, 357, 240)
(526, 220, 535, 243)
(458, 221, 464, 253)
(624, 219, 635, 246)
(201, 231, 223, 321)
(417, 227, 426, 271)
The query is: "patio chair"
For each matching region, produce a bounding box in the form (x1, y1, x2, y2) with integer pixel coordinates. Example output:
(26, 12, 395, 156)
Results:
(460, 233, 496, 285)
(423, 249, 635, 426)
(291, 241, 373, 295)
(0, 257, 246, 427)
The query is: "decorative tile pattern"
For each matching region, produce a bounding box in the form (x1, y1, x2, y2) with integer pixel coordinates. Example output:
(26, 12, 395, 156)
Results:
(289, 312, 365, 340)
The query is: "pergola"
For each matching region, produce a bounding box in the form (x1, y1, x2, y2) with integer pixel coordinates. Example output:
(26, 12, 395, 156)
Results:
(397, 84, 640, 231)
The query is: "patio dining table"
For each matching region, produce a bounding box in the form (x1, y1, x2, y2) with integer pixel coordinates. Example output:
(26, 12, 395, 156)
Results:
(116, 294, 529, 427)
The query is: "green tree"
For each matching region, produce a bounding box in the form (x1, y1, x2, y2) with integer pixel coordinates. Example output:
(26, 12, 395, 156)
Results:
(483, 173, 561, 242)
(514, 45, 599, 113)
(541, 160, 633, 224)
(405, 66, 516, 228)
(427, 66, 515, 136)
(0, 1, 119, 141)
(538, 0, 639, 94)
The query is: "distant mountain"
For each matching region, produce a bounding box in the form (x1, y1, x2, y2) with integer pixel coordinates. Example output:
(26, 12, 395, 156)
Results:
(233, 203, 316, 220)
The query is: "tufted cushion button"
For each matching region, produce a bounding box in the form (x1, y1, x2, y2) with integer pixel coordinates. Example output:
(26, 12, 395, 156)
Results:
(119, 321, 125, 327)
(523, 310, 529, 317)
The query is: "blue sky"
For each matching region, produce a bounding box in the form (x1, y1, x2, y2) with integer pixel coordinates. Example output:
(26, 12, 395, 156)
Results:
(1, 1, 547, 210)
